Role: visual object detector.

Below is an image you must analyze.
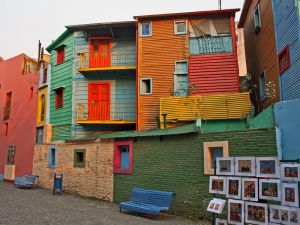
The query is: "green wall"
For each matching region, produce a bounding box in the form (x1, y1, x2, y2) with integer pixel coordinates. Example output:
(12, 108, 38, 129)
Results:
(113, 128, 277, 219)
(49, 33, 74, 141)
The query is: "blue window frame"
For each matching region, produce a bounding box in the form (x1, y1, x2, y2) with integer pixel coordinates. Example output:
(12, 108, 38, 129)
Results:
(48, 147, 56, 168)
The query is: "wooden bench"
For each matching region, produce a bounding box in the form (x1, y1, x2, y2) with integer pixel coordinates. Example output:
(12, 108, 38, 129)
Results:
(119, 188, 176, 218)
(14, 175, 39, 188)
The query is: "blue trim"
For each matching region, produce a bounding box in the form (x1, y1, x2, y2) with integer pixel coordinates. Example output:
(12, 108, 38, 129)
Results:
(0, 174, 4, 181)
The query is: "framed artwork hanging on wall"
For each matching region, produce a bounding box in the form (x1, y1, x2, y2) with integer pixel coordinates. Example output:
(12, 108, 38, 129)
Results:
(280, 163, 300, 181)
(259, 179, 281, 201)
(256, 157, 280, 178)
(215, 218, 227, 225)
(226, 177, 241, 199)
(242, 178, 258, 201)
(282, 183, 299, 207)
(245, 202, 268, 225)
(216, 157, 235, 176)
(228, 199, 244, 225)
(209, 176, 227, 195)
(235, 157, 256, 177)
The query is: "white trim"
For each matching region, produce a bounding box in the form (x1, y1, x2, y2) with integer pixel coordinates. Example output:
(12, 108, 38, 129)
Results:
(209, 176, 227, 195)
(282, 183, 299, 207)
(140, 78, 152, 95)
(228, 199, 245, 225)
(174, 21, 187, 35)
(216, 157, 235, 176)
(226, 176, 241, 199)
(174, 60, 188, 74)
(280, 163, 300, 181)
(140, 22, 152, 37)
(235, 157, 256, 177)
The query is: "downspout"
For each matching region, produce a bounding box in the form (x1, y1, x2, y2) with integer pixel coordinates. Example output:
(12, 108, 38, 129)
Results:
(135, 21, 139, 131)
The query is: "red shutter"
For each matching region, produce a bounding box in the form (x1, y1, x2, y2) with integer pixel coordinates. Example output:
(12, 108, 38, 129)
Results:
(114, 146, 120, 169)
(56, 47, 65, 64)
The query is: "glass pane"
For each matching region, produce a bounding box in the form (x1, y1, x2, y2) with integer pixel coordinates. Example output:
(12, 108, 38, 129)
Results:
(211, 147, 223, 169)
(175, 61, 188, 73)
(259, 72, 266, 99)
(142, 23, 150, 36)
(120, 146, 129, 169)
(176, 22, 186, 33)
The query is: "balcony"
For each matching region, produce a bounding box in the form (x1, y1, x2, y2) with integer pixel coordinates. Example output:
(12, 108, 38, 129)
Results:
(160, 92, 251, 123)
(190, 36, 233, 55)
(3, 106, 11, 120)
(76, 103, 136, 125)
(78, 51, 136, 73)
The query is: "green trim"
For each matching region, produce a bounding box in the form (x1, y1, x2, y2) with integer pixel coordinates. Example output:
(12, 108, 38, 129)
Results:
(74, 149, 86, 168)
(46, 29, 73, 52)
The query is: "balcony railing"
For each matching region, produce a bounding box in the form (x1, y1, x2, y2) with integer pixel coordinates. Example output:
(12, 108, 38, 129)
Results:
(3, 106, 11, 120)
(160, 92, 251, 122)
(190, 35, 233, 55)
(78, 51, 136, 70)
(76, 103, 136, 124)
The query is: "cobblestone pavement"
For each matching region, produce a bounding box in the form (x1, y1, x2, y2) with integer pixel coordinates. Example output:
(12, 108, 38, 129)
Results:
(0, 182, 209, 225)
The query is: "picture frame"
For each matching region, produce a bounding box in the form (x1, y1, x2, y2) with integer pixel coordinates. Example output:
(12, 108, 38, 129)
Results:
(209, 176, 227, 195)
(242, 178, 258, 201)
(269, 205, 282, 224)
(289, 207, 300, 225)
(245, 202, 268, 225)
(259, 179, 281, 201)
(216, 157, 235, 176)
(226, 177, 241, 199)
(228, 199, 244, 225)
(235, 157, 256, 177)
(282, 183, 299, 207)
(207, 198, 226, 214)
(280, 163, 300, 181)
(269, 205, 297, 224)
(215, 218, 227, 225)
(256, 157, 280, 178)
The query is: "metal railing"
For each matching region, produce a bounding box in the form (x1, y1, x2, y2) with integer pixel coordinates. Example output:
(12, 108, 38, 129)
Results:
(78, 51, 136, 70)
(76, 103, 136, 122)
(3, 106, 11, 120)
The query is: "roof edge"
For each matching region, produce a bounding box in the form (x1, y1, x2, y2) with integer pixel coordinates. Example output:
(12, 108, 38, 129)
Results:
(238, 0, 251, 28)
(46, 28, 73, 53)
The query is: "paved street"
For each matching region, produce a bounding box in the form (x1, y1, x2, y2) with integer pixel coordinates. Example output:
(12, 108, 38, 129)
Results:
(0, 182, 209, 225)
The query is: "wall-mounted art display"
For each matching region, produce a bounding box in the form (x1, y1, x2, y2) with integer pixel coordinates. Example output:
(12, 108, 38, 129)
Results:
(269, 205, 282, 224)
(207, 198, 226, 214)
(242, 178, 258, 201)
(282, 183, 299, 207)
(228, 199, 244, 225)
(269, 205, 300, 224)
(259, 179, 281, 201)
(209, 176, 227, 195)
(280, 163, 300, 181)
(215, 218, 227, 225)
(256, 157, 280, 178)
(216, 157, 235, 176)
(235, 157, 256, 177)
(226, 177, 241, 199)
(245, 202, 268, 225)
(289, 207, 300, 225)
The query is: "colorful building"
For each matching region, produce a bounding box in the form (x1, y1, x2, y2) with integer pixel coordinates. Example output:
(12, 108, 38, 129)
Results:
(0, 54, 39, 182)
(135, 9, 242, 130)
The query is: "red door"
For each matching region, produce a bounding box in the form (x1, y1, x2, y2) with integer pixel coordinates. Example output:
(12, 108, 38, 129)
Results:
(88, 83, 110, 120)
(89, 38, 111, 68)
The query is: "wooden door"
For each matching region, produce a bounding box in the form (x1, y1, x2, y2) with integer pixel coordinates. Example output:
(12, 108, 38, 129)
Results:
(89, 38, 111, 68)
(88, 83, 110, 120)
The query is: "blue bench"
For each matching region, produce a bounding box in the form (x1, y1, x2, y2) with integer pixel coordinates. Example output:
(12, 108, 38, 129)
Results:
(119, 188, 176, 218)
(14, 175, 39, 188)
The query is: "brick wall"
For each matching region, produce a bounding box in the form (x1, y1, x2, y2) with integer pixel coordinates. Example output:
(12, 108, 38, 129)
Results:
(33, 139, 114, 201)
(113, 128, 277, 219)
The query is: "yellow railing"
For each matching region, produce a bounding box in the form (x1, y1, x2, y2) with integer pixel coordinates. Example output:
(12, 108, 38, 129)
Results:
(160, 92, 251, 122)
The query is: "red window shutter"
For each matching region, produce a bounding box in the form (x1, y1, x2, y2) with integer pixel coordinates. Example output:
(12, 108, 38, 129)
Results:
(55, 88, 64, 108)
(56, 47, 65, 64)
(114, 147, 121, 169)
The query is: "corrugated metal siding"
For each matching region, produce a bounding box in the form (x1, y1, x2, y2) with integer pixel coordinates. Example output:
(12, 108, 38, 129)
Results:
(49, 33, 74, 141)
(189, 53, 239, 94)
(160, 92, 251, 121)
(273, 0, 300, 100)
(138, 19, 189, 131)
(242, 0, 280, 110)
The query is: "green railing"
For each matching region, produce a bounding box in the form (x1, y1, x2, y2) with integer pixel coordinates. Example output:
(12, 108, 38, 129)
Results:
(190, 36, 233, 55)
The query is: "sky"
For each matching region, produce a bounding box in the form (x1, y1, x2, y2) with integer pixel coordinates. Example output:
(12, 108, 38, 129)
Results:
(0, 0, 244, 59)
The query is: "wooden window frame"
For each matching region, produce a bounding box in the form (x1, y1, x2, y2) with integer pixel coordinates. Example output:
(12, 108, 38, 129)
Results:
(174, 21, 187, 35)
(203, 141, 229, 175)
(55, 88, 64, 109)
(140, 22, 152, 37)
(113, 141, 133, 174)
(140, 78, 152, 95)
(74, 149, 86, 168)
(278, 45, 291, 75)
(56, 46, 65, 65)
(253, 4, 262, 34)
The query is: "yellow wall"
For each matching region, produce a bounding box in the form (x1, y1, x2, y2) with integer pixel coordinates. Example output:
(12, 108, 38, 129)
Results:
(37, 87, 48, 127)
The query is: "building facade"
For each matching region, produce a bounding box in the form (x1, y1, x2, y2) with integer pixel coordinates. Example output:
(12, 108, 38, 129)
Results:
(0, 54, 39, 181)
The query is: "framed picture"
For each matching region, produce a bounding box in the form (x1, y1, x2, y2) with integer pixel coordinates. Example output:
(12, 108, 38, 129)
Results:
(282, 183, 299, 207)
(256, 157, 280, 178)
(209, 176, 227, 195)
(245, 202, 268, 225)
(269, 205, 282, 224)
(235, 157, 256, 177)
(228, 199, 244, 225)
(207, 198, 226, 214)
(289, 207, 300, 225)
(215, 218, 227, 225)
(216, 157, 235, 176)
(259, 179, 281, 201)
(242, 178, 258, 201)
(280, 163, 300, 181)
(226, 177, 241, 199)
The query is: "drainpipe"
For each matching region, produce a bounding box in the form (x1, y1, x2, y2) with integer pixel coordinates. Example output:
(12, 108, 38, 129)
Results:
(161, 113, 167, 129)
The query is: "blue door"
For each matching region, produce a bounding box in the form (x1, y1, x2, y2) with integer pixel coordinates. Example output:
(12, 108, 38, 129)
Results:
(120, 146, 129, 169)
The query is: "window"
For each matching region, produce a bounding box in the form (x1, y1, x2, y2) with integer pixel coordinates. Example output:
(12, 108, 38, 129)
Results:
(7, 145, 16, 165)
(36, 127, 44, 144)
(174, 61, 188, 96)
(4, 92, 12, 120)
(40, 94, 45, 121)
(203, 141, 229, 175)
(279, 46, 291, 74)
(114, 141, 132, 174)
(259, 70, 267, 101)
(174, 21, 187, 35)
(55, 88, 64, 109)
(74, 149, 85, 168)
(4, 123, 8, 136)
(43, 68, 47, 84)
(140, 78, 152, 95)
(56, 47, 65, 64)
(48, 147, 56, 168)
(253, 4, 261, 33)
(140, 22, 152, 37)
(30, 87, 33, 99)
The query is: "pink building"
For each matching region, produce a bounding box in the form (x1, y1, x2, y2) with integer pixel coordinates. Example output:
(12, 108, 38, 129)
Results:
(0, 54, 38, 182)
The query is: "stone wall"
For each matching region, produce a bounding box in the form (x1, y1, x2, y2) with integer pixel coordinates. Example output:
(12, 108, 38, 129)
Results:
(33, 139, 114, 201)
